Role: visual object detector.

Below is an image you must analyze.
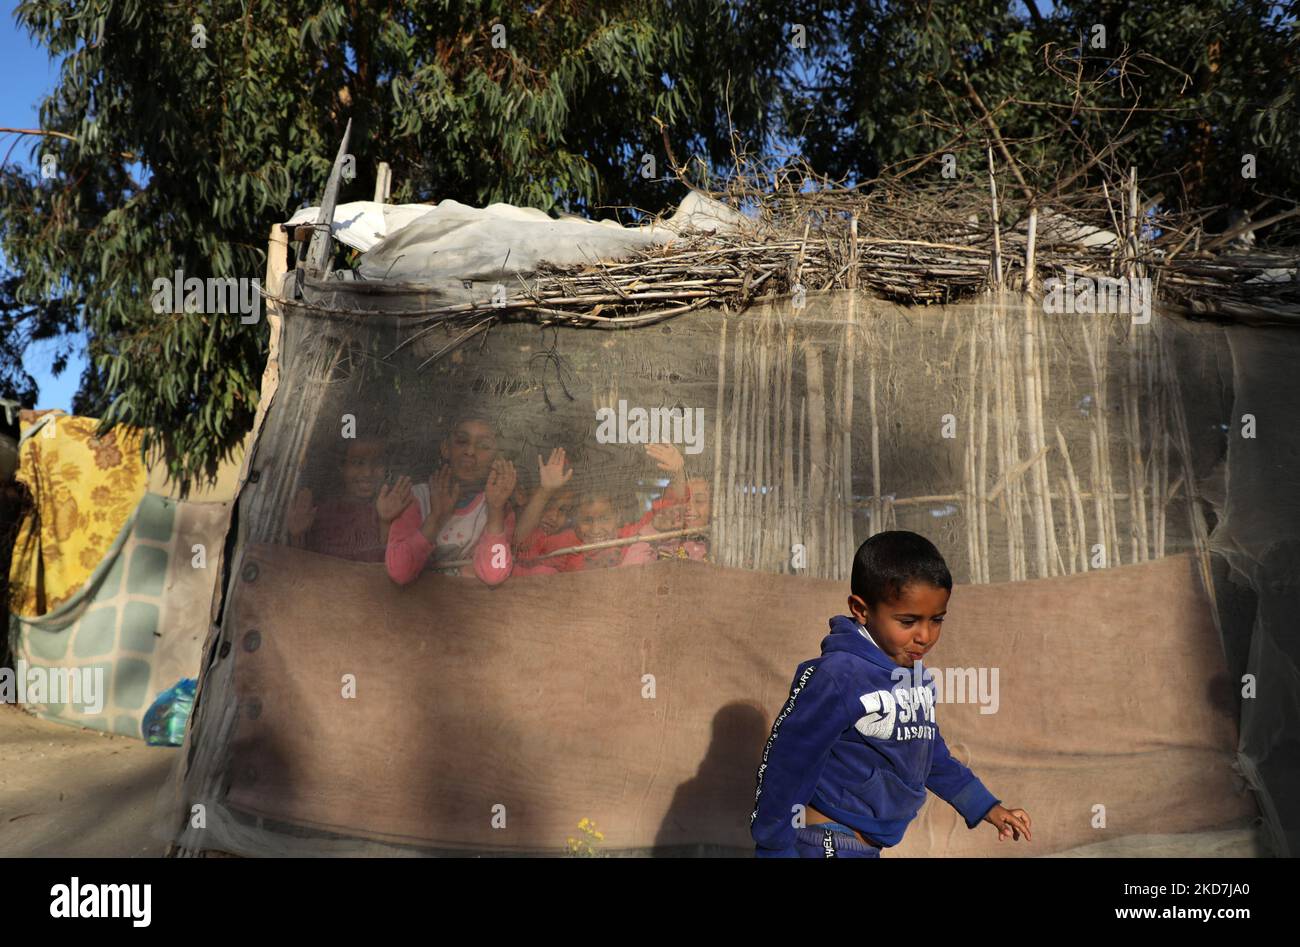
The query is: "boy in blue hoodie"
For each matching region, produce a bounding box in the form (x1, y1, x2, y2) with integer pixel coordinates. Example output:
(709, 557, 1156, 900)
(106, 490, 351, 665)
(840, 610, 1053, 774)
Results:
(750, 530, 1032, 858)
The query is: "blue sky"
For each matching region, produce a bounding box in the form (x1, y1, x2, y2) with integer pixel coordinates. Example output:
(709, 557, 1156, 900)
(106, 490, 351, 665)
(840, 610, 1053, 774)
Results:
(1, 6, 85, 412)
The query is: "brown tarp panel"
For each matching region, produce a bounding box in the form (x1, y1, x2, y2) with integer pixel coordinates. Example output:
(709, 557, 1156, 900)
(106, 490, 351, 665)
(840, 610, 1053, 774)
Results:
(222, 543, 1250, 855)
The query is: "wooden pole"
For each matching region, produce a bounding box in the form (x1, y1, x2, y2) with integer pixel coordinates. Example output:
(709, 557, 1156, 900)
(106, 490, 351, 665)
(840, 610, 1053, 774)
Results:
(965, 326, 980, 582)
(977, 340, 991, 583)
(804, 336, 828, 574)
(866, 330, 882, 539)
(764, 312, 782, 573)
(724, 318, 744, 567)
(829, 300, 843, 579)
(790, 395, 800, 572)
(988, 147, 1004, 290)
(1055, 425, 1090, 573)
(473, 526, 712, 568)
(1127, 166, 1139, 278)
(1060, 473, 1076, 573)
(373, 161, 393, 203)
(1089, 427, 1106, 568)
(755, 318, 771, 570)
(843, 216, 859, 571)
(1022, 298, 1051, 577)
(238, 226, 290, 545)
(1126, 329, 1150, 561)
(991, 304, 1017, 580)
(1024, 205, 1038, 294)
(1033, 295, 1060, 573)
(1155, 362, 1170, 559)
(737, 326, 752, 569)
(1082, 317, 1120, 567)
(710, 311, 728, 561)
(780, 321, 790, 569)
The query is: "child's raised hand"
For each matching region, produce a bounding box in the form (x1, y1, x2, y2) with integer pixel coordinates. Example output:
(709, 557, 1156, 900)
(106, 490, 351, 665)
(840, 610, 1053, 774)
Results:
(485, 457, 517, 511)
(287, 487, 317, 539)
(645, 442, 685, 474)
(427, 465, 461, 529)
(376, 475, 414, 523)
(984, 805, 1032, 843)
(537, 448, 573, 492)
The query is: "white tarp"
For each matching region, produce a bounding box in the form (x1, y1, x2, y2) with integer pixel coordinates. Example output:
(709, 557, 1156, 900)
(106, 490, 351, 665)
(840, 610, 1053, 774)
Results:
(285, 202, 437, 253)
(287, 191, 751, 284)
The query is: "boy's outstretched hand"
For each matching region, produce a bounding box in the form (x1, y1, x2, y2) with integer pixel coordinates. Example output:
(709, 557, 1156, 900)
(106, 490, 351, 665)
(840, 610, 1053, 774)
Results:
(984, 804, 1032, 843)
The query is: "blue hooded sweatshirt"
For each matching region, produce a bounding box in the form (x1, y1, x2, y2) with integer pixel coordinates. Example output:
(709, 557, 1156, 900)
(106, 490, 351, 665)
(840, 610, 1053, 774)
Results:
(750, 615, 999, 857)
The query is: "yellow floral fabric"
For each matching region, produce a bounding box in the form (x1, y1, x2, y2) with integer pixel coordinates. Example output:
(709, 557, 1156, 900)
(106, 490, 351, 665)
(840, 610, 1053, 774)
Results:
(9, 413, 148, 617)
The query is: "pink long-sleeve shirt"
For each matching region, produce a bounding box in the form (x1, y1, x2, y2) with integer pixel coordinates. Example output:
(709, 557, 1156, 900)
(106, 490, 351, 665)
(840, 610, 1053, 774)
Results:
(385, 492, 515, 587)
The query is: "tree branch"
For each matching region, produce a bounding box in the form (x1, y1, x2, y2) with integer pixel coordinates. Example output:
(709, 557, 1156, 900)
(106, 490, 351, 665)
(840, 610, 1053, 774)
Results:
(0, 127, 138, 162)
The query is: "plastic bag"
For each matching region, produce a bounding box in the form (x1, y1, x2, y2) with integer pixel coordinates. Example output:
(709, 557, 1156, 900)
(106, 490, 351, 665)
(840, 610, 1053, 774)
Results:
(142, 678, 197, 746)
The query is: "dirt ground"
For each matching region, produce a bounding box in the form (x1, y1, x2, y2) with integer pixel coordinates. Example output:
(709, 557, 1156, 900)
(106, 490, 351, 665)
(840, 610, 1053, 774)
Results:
(0, 704, 176, 857)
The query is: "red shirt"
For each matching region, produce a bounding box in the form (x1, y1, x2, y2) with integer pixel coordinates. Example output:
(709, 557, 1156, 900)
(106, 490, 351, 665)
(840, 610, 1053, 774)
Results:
(517, 489, 696, 572)
(305, 497, 386, 563)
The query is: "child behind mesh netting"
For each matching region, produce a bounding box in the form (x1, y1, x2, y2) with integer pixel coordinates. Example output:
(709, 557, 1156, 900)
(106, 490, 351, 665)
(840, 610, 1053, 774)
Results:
(512, 447, 578, 577)
(383, 414, 518, 587)
(549, 483, 654, 572)
(287, 429, 392, 562)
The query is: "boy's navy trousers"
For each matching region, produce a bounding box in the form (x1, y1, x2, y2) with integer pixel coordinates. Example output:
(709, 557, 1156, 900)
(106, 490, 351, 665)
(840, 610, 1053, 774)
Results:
(792, 821, 883, 858)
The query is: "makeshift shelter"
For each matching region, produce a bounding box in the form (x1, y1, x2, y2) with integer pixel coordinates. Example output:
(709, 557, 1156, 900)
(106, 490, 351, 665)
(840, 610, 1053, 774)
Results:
(165, 134, 1297, 857)
(5, 411, 243, 738)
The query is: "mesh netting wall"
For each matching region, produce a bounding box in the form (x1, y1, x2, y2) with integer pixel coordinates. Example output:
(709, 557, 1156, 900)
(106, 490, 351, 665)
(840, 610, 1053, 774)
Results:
(230, 289, 1228, 583)
(164, 285, 1294, 856)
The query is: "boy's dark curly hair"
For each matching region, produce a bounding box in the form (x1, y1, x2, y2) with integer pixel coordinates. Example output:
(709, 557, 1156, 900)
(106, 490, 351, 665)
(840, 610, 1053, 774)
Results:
(850, 530, 952, 606)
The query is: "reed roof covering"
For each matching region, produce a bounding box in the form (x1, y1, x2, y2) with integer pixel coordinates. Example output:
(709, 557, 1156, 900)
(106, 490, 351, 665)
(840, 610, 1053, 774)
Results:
(284, 155, 1300, 336)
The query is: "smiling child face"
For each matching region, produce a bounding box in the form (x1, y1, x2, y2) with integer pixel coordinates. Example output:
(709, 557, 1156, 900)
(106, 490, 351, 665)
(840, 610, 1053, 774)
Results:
(684, 478, 711, 530)
(651, 478, 712, 532)
(540, 489, 576, 534)
(575, 496, 618, 545)
(848, 581, 950, 668)
(340, 439, 385, 500)
(441, 420, 497, 485)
